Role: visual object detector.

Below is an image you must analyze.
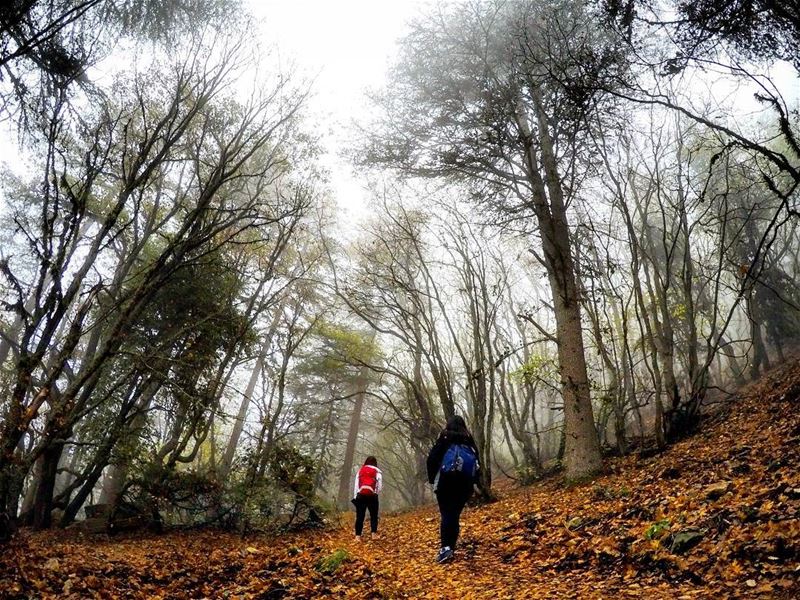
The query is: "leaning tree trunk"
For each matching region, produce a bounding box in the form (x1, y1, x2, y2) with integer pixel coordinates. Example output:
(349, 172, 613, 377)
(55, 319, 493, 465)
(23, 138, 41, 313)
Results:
(219, 302, 286, 480)
(219, 344, 268, 480)
(584, 280, 626, 455)
(96, 380, 158, 512)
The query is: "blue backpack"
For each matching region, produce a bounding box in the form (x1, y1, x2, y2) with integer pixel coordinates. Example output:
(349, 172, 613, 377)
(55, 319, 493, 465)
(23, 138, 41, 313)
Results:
(440, 443, 478, 479)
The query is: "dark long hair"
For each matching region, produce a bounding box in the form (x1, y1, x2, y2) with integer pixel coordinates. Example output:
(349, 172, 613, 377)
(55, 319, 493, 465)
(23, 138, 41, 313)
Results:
(364, 456, 378, 467)
(441, 415, 474, 445)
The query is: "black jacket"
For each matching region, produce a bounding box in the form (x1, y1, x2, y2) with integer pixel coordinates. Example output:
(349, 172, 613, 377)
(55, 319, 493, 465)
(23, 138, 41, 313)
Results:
(426, 430, 480, 484)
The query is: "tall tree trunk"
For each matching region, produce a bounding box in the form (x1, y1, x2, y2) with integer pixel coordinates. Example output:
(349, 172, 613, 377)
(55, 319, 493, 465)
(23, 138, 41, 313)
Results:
(31, 440, 66, 529)
(583, 275, 626, 455)
(414, 449, 428, 504)
(498, 367, 539, 478)
(523, 93, 602, 480)
(219, 300, 287, 479)
(20, 456, 42, 519)
(336, 367, 369, 509)
(219, 345, 268, 479)
(548, 269, 603, 479)
(97, 381, 158, 511)
(747, 293, 770, 379)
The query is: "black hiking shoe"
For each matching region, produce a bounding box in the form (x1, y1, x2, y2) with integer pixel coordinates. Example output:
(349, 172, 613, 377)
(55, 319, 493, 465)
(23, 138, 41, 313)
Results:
(436, 546, 454, 563)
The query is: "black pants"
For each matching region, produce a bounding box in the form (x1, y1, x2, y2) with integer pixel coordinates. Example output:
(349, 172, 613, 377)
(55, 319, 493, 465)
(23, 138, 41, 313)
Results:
(353, 494, 379, 535)
(436, 478, 473, 548)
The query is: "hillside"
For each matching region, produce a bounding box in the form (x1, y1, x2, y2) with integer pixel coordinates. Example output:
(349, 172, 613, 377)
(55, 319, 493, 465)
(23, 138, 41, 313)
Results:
(1, 361, 798, 599)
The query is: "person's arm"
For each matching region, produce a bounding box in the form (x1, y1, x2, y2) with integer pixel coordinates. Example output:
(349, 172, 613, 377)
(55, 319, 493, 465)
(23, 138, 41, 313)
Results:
(376, 469, 383, 494)
(472, 443, 482, 483)
(353, 469, 359, 498)
(463, 435, 481, 483)
(426, 437, 447, 484)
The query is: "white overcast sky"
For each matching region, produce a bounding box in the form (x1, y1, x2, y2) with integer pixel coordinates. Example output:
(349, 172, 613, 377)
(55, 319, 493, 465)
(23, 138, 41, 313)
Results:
(2, 1, 796, 224)
(248, 0, 429, 221)
(0, 1, 427, 221)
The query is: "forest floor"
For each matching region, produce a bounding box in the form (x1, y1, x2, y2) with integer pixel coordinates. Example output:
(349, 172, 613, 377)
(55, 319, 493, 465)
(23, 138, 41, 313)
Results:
(1, 361, 799, 599)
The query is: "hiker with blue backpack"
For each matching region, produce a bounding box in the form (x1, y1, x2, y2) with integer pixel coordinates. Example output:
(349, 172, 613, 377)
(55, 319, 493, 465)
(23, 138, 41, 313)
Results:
(426, 415, 480, 563)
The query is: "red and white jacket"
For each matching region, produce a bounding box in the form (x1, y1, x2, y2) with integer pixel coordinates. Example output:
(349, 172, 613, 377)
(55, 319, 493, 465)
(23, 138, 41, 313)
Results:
(353, 464, 382, 497)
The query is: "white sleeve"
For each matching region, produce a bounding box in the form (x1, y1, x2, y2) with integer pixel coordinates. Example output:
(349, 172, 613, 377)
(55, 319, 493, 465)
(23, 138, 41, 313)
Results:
(353, 470, 359, 498)
(376, 469, 383, 494)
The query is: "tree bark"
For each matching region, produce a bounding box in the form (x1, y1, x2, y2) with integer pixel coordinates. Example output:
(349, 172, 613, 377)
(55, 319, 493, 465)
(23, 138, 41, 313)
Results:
(219, 345, 268, 479)
(518, 92, 602, 480)
(31, 440, 65, 529)
(336, 367, 369, 509)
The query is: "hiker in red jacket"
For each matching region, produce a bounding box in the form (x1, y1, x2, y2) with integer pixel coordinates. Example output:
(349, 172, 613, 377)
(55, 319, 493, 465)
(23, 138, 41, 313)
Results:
(352, 456, 382, 540)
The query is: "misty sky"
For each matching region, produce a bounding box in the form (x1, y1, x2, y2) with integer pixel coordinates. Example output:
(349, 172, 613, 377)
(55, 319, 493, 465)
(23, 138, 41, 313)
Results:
(0, 1, 427, 222)
(2, 1, 796, 223)
(249, 0, 429, 222)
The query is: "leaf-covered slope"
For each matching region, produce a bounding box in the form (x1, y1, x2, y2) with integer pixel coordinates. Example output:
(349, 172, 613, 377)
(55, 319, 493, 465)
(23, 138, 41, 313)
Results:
(2, 361, 799, 599)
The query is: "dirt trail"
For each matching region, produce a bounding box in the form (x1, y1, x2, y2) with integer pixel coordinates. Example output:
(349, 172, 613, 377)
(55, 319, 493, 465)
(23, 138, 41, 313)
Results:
(1, 360, 799, 599)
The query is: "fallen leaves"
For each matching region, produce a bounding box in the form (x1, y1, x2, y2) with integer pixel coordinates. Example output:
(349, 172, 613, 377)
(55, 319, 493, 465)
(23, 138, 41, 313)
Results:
(703, 481, 734, 500)
(2, 359, 800, 598)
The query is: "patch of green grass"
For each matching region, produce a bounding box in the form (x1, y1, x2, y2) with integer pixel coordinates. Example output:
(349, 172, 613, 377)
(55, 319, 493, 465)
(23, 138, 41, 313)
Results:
(315, 548, 349, 574)
(644, 519, 671, 540)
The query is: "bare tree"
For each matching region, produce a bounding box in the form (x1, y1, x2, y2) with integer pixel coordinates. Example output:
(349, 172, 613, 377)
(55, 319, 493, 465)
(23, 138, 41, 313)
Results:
(0, 34, 311, 523)
(361, 0, 626, 478)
